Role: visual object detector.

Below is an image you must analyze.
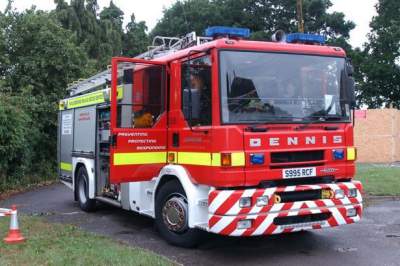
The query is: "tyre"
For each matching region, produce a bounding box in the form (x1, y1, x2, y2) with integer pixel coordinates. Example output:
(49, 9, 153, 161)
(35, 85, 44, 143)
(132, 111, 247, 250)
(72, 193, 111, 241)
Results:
(77, 166, 96, 212)
(155, 180, 203, 248)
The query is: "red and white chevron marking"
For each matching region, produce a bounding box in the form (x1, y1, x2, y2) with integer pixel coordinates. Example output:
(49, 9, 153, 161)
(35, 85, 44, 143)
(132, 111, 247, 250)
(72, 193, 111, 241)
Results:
(0, 208, 12, 217)
(208, 181, 363, 236)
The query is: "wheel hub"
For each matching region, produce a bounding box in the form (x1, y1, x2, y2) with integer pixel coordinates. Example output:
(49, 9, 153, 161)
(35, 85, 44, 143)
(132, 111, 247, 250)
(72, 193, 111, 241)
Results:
(162, 196, 188, 233)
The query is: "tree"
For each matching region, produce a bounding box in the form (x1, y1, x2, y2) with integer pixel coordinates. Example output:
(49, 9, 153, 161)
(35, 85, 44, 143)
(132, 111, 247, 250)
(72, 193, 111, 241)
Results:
(54, 0, 103, 67)
(357, 0, 400, 108)
(151, 0, 355, 43)
(97, 1, 124, 66)
(0, 8, 89, 181)
(2, 9, 89, 96)
(54, 0, 127, 69)
(123, 14, 149, 57)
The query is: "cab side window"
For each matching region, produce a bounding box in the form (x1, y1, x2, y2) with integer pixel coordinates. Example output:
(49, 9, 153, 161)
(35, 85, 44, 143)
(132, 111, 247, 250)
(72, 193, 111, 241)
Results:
(181, 55, 212, 126)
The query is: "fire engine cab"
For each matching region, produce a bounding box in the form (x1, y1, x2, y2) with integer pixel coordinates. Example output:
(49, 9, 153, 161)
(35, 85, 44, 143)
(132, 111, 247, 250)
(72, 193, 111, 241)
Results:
(58, 26, 363, 247)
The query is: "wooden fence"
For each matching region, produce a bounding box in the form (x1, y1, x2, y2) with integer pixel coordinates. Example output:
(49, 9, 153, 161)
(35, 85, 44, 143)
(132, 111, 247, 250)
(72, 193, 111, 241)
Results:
(354, 109, 400, 163)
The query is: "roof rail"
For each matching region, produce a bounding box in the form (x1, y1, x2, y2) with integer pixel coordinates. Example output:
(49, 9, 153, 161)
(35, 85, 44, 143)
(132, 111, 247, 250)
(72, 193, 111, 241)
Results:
(67, 32, 212, 96)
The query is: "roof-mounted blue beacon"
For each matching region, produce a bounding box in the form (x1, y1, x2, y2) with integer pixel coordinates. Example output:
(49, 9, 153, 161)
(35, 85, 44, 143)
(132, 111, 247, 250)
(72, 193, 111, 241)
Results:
(286, 33, 326, 45)
(205, 26, 250, 39)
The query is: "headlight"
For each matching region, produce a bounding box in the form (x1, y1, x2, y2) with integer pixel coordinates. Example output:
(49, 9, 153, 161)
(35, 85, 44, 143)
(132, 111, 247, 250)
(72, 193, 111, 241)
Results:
(335, 189, 345, 199)
(256, 196, 269, 207)
(348, 188, 357, 198)
(347, 208, 357, 217)
(237, 219, 252, 229)
(239, 197, 252, 208)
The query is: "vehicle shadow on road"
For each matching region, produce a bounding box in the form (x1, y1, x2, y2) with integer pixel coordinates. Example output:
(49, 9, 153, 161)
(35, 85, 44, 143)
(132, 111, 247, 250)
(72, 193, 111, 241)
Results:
(54, 202, 337, 265)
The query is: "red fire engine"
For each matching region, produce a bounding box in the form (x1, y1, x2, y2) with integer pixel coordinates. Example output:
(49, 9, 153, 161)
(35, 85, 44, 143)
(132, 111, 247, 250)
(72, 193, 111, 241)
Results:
(58, 27, 362, 247)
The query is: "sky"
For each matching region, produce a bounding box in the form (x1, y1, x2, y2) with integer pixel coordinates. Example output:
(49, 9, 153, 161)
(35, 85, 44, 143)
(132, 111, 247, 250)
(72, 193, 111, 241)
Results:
(0, 0, 378, 48)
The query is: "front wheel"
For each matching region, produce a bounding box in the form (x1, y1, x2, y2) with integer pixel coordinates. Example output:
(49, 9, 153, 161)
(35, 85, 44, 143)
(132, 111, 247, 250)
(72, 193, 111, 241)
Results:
(77, 167, 96, 212)
(155, 180, 203, 248)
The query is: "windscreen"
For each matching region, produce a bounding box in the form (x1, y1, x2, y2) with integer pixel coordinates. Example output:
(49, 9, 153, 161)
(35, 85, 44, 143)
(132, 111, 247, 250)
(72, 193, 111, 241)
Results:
(219, 51, 351, 124)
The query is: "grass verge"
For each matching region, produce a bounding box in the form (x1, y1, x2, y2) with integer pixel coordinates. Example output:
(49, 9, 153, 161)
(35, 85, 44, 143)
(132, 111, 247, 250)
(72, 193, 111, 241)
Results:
(356, 163, 400, 196)
(0, 216, 174, 266)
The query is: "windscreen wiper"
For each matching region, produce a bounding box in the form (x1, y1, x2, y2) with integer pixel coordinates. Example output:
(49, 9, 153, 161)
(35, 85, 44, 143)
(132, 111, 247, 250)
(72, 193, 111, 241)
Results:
(297, 113, 344, 130)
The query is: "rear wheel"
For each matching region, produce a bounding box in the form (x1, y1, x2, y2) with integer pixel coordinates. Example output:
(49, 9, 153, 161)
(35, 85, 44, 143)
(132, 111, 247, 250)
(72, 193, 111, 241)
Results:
(155, 180, 202, 248)
(77, 167, 96, 212)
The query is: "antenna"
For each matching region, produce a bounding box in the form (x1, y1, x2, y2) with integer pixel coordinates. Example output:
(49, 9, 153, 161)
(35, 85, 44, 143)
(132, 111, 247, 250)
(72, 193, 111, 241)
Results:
(296, 0, 304, 33)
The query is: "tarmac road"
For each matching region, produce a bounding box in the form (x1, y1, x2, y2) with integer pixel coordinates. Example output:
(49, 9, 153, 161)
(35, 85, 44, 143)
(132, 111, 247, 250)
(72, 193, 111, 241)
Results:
(1, 183, 399, 266)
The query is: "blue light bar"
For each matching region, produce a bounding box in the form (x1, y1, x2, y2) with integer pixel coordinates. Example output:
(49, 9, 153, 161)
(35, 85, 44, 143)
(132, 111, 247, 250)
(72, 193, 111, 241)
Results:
(286, 33, 326, 44)
(205, 26, 250, 39)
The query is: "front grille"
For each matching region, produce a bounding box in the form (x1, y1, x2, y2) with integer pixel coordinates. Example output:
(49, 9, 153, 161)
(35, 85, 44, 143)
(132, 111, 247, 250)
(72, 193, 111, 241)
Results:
(273, 213, 331, 226)
(260, 176, 334, 188)
(271, 150, 324, 163)
(276, 190, 322, 203)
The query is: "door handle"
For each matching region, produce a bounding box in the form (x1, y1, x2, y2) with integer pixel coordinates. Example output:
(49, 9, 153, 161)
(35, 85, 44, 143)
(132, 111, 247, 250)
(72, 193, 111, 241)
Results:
(110, 134, 117, 147)
(172, 133, 179, 147)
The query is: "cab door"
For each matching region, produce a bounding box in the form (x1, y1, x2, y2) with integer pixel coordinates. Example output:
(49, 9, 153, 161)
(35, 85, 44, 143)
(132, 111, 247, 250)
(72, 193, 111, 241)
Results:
(110, 57, 168, 184)
(167, 55, 215, 184)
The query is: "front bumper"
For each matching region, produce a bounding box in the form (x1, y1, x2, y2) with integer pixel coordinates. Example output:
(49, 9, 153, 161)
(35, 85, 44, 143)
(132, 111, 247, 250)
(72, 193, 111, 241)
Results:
(208, 181, 363, 236)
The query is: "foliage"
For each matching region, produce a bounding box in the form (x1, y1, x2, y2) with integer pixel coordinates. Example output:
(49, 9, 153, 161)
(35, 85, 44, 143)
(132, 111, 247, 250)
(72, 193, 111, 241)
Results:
(0, 92, 33, 179)
(53, 0, 148, 69)
(151, 0, 355, 42)
(356, 0, 400, 108)
(0, 1, 150, 190)
(123, 14, 150, 58)
(0, 8, 89, 186)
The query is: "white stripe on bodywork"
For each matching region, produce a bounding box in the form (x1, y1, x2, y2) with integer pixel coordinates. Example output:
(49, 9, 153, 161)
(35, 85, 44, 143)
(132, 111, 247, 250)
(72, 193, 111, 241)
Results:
(208, 190, 234, 214)
(251, 204, 284, 236)
(305, 201, 322, 214)
(287, 201, 304, 216)
(209, 215, 236, 233)
(284, 186, 296, 192)
(330, 207, 347, 225)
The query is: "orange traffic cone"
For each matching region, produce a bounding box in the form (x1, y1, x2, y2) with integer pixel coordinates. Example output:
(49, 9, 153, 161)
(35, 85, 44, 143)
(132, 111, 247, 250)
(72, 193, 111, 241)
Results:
(3, 205, 25, 244)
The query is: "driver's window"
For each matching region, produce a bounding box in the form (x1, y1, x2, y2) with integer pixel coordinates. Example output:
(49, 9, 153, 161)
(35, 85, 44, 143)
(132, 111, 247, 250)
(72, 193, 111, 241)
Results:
(181, 55, 212, 126)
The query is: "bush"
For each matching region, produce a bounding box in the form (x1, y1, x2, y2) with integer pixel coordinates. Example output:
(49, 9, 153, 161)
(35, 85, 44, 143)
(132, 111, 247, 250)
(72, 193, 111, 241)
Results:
(0, 90, 56, 192)
(0, 9, 91, 192)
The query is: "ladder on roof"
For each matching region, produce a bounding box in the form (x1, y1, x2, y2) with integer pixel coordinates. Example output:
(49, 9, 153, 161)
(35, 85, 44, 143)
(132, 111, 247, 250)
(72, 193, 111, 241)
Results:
(67, 32, 212, 96)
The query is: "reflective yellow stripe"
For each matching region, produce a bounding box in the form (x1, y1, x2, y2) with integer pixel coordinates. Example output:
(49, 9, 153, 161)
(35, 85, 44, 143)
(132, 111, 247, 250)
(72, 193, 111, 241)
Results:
(211, 153, 221, 166)
(60, 162, 73, 171)
(113, 152, 167, 165)
(59, 86, 123, 110)
(178, 152, 212, 166)
(112, 151, 245, 166)
(231, 152, 246, 166)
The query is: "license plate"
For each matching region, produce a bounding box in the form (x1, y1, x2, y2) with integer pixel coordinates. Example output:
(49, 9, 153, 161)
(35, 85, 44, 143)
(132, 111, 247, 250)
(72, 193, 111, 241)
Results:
(282, 167, 316, 179)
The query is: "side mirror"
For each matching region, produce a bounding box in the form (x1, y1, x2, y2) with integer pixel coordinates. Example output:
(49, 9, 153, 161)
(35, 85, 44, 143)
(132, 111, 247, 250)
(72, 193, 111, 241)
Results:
(346, 63, 354, 76)
(346, 77, 356, 108)
(345, 59, 356, 108)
